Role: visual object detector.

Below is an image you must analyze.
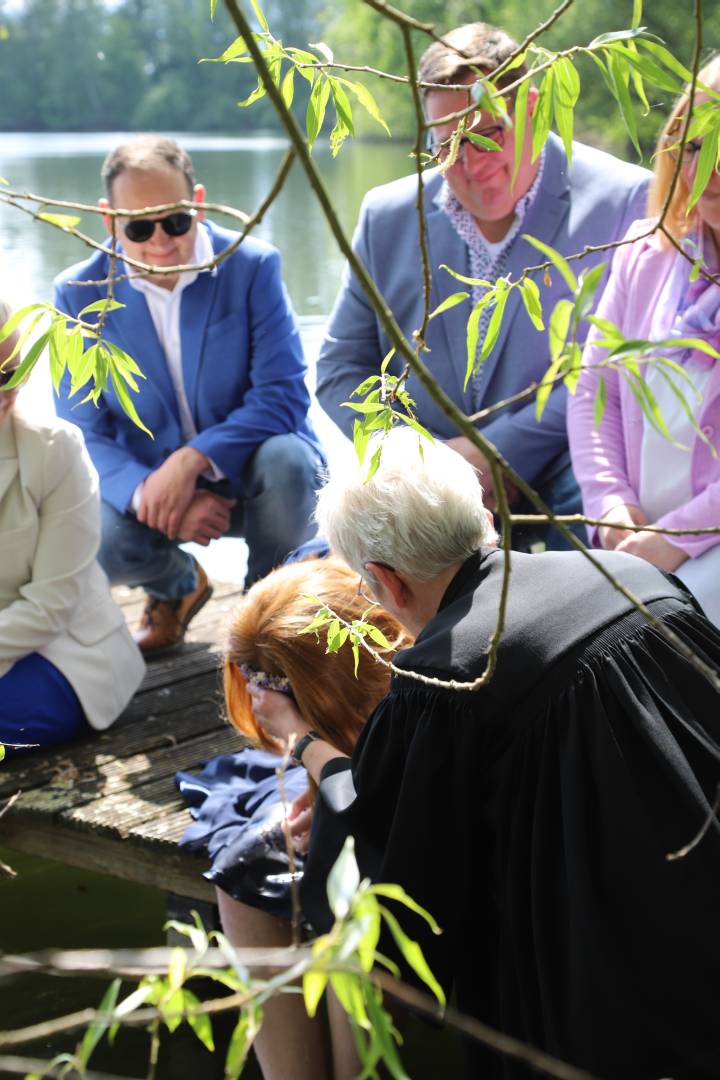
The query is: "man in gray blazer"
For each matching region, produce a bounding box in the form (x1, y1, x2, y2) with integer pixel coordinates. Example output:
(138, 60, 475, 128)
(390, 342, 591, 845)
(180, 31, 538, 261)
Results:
(316, 22, 650, 548)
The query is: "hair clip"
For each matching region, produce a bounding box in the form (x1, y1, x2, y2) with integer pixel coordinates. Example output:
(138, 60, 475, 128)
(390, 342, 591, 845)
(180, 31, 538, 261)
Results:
(238, 663, 293, 696)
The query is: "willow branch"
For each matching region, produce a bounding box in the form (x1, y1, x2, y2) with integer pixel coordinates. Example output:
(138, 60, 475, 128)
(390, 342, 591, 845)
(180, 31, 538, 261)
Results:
(492, 0, 577, 83)
(0, 1056, 129, 1080)
(402, 26, 432, 345)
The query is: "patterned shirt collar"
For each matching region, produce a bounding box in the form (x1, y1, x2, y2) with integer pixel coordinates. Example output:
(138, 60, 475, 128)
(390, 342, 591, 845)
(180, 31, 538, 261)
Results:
(437, 147, 546, 259)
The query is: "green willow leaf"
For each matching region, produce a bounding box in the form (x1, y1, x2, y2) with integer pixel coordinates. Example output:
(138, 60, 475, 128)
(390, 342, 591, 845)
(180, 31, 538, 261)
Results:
(464, 130, 501, 151)
(520, 277, 544, 331)
(535, 354, 563, 421)
(280, 67, 295, 109)
(593, 376, 607, 428)
(464, 303, 483, 390)
(379, 904, 446, 1006)
(327, 836, 360, 919)
(632, 0, 643, 26)
(440, 263, 491, 287)
(0, 302, 47, 344)
(78, 978, 121, 1068)
(364, 988, 410, 1080)
(250, 0, 269, 32)
(306, 75, 331, 150)
(370, 883, 443, 935)
(532, 68, 554, 162)
(183, 990, 215, 1052)
(549, 298, 574, 365)
(110, 366, 153, 437)
(589, 27, 648, 48)
(511, 77, 530, 189)
(688, 127, 720, 215)
(237, 77, 266, 108)
(38, 211, 81, 229)
(523, 234, 578, 291)
(638, 39, 693, 84)
(337, 77, 390, 135)
(616, 45, 680, 95)
(428, 291, 469, 320)
(572, 262, 607, 328)
(608, 52, 641, 158)
(77, 298, 125, 317)
(553, 57, 580, 163)
(478, 285, 510, 367)
(225, 1009, 262, 1080)
(303, 969, 328, 1018)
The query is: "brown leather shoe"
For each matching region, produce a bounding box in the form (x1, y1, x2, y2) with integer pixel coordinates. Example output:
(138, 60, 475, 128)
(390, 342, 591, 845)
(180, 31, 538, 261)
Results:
(133, 561, 213, 657)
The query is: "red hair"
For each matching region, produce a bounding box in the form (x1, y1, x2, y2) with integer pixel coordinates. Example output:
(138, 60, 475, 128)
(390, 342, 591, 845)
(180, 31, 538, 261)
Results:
(223, 558, 410, 758)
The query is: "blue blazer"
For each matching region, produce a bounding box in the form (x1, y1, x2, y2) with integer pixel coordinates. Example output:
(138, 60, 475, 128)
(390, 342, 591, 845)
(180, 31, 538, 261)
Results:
(54, 222, 322, 513)
(317, 134, 650, 485)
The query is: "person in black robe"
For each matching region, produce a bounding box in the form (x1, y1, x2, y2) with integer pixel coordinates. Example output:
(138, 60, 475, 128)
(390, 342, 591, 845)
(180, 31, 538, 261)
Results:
(248, 429, 720, 1080)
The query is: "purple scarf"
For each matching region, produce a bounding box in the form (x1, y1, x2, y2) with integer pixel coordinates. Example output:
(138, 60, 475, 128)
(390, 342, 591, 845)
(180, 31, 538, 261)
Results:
(669, 234, 720, 369)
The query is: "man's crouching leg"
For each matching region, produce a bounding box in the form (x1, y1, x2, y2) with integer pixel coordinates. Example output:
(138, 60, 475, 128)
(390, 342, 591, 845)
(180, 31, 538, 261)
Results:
(242, 434, 323, 586)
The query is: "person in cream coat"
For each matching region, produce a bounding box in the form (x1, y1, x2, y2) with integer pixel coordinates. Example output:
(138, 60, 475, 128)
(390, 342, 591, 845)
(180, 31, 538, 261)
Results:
(0, 299, 144, 752)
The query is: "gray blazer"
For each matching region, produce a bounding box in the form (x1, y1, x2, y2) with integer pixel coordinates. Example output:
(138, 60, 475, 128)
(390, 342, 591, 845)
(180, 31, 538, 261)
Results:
(317, 133, 650, 485)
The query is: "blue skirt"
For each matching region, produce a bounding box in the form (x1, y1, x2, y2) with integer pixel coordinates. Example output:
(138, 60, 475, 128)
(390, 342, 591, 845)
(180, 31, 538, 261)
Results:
(0, 653, 88, 754)
(177, 749, 309, 920)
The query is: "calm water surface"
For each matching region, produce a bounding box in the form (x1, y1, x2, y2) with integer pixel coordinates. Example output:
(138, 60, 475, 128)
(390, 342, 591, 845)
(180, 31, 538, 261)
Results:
(0, 132, 436, 1078)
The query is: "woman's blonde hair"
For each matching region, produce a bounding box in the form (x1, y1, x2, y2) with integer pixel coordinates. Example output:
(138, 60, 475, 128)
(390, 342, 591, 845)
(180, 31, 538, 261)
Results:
(223, 557, 410, 758)
(648, 54, 720, 241)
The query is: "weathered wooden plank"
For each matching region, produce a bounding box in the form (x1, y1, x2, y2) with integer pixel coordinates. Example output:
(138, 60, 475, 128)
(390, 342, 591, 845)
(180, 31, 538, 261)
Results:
(11, 727, 240, 818)
(0, 817, 215, 902)
(137, 646, 221, 692)
(130, 807, 197, 845)
(118, 670, 220, 723)
(0, 702, 228, 799)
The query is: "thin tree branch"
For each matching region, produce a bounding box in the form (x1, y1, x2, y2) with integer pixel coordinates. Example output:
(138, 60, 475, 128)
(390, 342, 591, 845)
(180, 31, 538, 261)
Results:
(0, 1056, 129, 1080)
(492, 0, 577, 83)
(402, 26, 433, 346)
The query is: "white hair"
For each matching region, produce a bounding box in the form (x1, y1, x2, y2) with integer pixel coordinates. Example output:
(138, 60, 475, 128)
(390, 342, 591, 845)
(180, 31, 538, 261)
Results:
(316, 429, 498, 583)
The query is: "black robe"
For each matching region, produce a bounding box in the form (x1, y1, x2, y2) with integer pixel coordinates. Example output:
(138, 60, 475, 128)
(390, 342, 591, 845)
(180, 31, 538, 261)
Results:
(301, 548, 720, 1079)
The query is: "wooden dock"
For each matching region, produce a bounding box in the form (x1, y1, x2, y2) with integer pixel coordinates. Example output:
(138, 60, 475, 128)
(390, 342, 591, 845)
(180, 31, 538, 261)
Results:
(0, 582, 245, 902)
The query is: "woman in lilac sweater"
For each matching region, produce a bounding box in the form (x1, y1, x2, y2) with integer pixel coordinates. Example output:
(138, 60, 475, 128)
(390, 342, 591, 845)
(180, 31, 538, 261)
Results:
(568, 56, 720, 625)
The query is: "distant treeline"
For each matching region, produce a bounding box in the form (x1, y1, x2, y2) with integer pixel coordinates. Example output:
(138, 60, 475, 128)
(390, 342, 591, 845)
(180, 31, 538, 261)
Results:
(0, 0, 717, 154)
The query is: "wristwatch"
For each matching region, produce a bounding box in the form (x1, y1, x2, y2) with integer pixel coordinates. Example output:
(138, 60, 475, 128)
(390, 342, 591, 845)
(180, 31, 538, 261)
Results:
(292, 730, 321, 766)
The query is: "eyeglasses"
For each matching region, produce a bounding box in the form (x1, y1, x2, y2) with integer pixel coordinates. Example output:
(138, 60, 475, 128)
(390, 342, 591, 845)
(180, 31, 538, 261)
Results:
(122, 210, 196, 244)
(429, 123, 507, 163)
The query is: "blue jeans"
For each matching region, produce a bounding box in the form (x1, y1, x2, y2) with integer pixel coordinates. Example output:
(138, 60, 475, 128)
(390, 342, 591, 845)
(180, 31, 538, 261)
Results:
(99, 434, 323, 597)
(0, 654, 88, 754)
(506, 457, 586, 553)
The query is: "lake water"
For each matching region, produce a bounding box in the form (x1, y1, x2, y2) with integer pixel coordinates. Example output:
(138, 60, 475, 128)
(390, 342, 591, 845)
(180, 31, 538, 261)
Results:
(0, 132, 426, 1077)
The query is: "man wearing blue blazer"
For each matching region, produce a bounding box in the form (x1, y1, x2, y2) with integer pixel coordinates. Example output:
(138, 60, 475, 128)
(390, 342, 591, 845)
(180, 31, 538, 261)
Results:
(54, 136, 323, 655)
(316, 23, 650, 550)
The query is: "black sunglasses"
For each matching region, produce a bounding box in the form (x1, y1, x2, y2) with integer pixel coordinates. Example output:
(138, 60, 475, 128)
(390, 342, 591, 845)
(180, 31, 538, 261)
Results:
(122, 210, 196, 244)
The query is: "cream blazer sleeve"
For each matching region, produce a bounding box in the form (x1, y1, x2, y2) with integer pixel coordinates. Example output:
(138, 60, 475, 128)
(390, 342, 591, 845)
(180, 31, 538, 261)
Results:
(0, 421, 101, 669)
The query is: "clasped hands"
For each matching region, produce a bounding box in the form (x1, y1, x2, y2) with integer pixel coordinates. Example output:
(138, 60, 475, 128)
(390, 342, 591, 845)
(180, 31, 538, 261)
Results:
(599, 503, 688, 572)
(136, 446, 236, 544)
